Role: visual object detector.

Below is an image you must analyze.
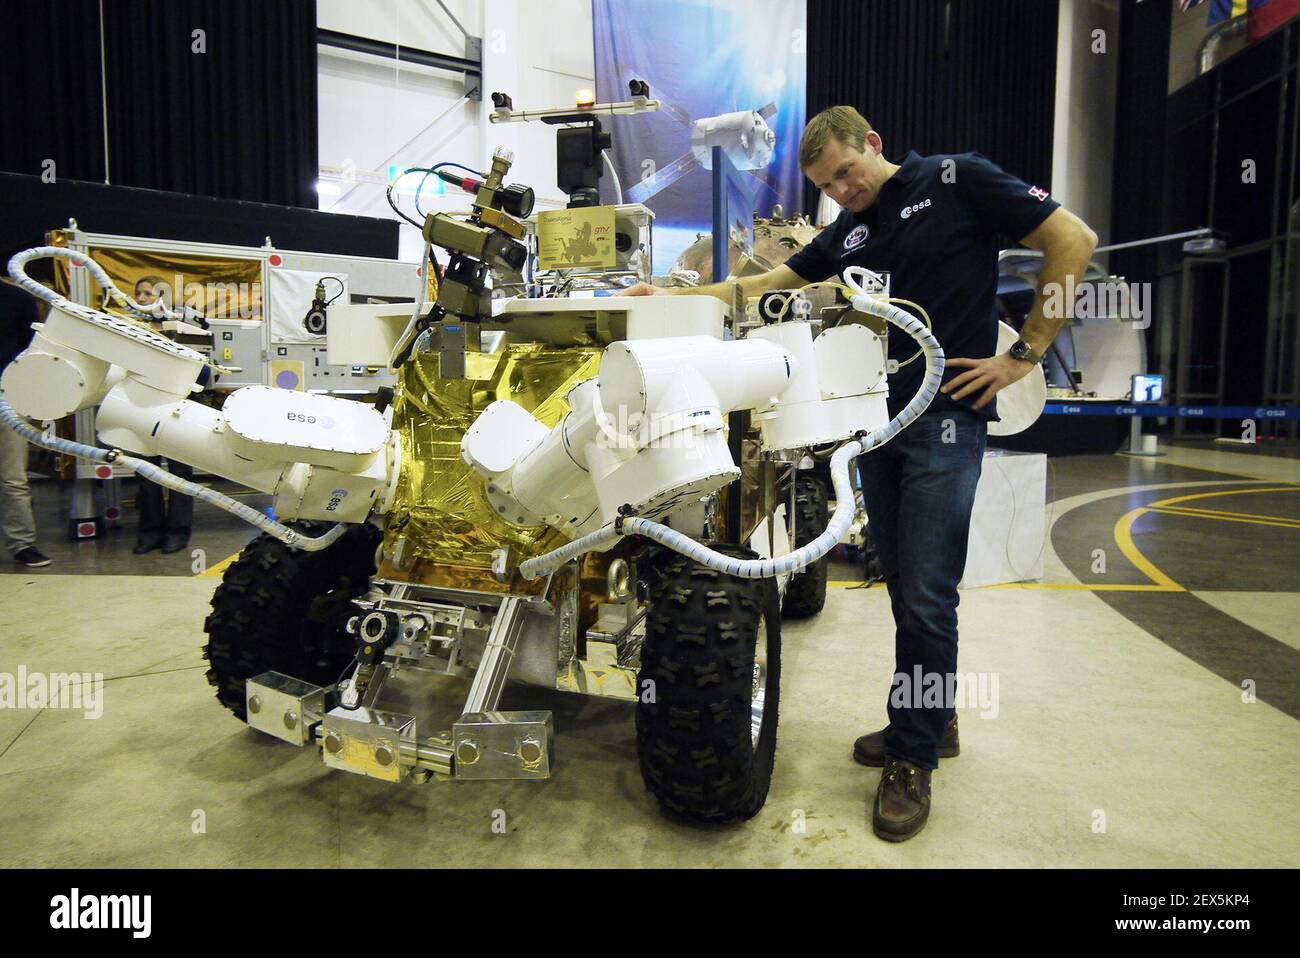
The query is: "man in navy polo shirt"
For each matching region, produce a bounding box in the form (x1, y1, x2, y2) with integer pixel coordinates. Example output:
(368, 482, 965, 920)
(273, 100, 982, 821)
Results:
(629, 105, 1096, 841)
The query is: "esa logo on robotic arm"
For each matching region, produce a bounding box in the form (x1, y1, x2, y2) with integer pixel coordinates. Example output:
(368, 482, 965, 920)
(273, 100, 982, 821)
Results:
(286, 412, 337, 429)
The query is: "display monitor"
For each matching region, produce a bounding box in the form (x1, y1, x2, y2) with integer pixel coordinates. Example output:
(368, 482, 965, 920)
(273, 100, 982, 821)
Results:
(1131, 374, 1164, 403)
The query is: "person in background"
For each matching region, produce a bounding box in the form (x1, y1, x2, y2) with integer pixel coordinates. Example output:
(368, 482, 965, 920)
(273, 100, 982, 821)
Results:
(0, 273, 52, 568)
(131, 275, 194, 554)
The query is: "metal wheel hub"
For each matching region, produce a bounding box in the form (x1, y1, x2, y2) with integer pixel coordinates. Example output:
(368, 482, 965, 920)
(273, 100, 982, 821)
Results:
(750, 618, 768, 748)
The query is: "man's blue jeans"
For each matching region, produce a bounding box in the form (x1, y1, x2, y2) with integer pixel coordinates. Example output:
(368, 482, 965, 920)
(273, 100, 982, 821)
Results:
(857, 405, 987, 770)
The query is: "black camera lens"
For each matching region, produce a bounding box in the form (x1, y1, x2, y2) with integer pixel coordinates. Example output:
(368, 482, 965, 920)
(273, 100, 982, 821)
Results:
(499, 183, 535, 219)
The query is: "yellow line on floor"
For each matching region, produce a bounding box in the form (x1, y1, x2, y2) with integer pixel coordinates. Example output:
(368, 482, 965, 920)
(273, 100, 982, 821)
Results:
(1113, 506, 1185, 592)
(981, 582, 1179, 592)
(1147, 485, 1299, 509)
(1147, 507, 1300, 530)
(827, 580, 1179, 592)
(196, 550, 242, 579)
(1109, 486, 1300, 593)
(835, 482, 1299, 592)
(1148, 503, 1300, 523)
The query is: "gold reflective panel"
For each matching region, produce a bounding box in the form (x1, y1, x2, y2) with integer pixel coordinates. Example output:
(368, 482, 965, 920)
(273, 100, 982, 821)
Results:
(380, 343, 601, 595)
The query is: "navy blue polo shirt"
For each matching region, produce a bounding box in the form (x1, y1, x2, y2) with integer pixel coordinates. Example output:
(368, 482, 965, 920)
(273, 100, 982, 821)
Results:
(787, 150, 1059, 421)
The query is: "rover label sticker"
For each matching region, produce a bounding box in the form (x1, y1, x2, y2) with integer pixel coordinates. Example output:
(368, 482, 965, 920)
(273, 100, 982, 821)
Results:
(538, 207, 617, 270)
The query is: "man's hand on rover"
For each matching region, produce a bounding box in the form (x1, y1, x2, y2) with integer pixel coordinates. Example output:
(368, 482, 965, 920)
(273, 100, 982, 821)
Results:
(624, 282, 668, 296)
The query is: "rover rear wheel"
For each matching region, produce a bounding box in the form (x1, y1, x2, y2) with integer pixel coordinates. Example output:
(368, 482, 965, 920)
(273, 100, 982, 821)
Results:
(203, 523, 381, 721)
(781, 474, 829, 618)
(636, 544, 781, 823)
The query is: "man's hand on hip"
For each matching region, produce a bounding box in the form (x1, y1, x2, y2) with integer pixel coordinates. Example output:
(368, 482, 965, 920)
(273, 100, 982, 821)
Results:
(940, 354, 1034, 410)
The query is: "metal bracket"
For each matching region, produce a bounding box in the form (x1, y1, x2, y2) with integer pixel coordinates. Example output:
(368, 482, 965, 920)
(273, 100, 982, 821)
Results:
(452, 710, 554, 780)
(465, 36, 483, 100)
(246, 672, 329, 746)
(461, 595, 528, 714)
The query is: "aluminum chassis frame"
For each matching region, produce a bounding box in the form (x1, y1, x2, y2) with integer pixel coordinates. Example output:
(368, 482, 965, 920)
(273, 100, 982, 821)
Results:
(245, 574, 636, 781)
(242, 453, 809, 785)
(241, 290, 826, 783)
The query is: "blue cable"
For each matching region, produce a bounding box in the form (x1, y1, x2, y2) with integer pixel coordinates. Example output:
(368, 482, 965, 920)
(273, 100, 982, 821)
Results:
(415, 162, 486, 217)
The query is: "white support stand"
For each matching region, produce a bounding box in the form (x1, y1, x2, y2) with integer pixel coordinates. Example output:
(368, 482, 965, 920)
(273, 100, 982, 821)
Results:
(1127, 414, 1163, 457)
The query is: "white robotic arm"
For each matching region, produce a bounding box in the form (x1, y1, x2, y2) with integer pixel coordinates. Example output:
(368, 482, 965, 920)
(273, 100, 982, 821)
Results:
(461, 289, 897, 552)
(465, 273, 945, 581)
(462, 334, 800, 536)
(2, 248, 400, 528)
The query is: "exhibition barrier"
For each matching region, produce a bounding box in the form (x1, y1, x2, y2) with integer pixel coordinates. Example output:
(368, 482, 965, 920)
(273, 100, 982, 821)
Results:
(1041, 403, 1300, 419)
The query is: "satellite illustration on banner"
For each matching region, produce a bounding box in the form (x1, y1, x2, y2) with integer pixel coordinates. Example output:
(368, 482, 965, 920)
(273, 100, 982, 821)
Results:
(593, 0, 807, 274)
(623, 101, 782, 205)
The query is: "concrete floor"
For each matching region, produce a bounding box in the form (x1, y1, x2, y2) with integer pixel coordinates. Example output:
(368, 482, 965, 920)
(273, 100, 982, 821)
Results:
(1, 439, 1297, 867)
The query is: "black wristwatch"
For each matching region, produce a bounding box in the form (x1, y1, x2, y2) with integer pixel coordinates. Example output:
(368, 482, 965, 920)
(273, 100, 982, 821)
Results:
(1008, 339, 1042, 364)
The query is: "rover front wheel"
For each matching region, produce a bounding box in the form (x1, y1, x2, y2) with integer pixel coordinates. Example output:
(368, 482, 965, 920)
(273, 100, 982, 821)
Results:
(202, 523, 381, 720)
(636, 545, 781, 823)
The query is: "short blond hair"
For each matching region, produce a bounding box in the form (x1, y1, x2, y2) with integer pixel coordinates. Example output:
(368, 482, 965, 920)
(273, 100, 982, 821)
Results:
(799, 106, 873, 168)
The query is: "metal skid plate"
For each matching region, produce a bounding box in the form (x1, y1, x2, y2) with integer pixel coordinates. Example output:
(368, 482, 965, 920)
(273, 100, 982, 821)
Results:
(453, 711, 554, 780)
(321, 706, 416, 782)
(246, 672, 328, 746)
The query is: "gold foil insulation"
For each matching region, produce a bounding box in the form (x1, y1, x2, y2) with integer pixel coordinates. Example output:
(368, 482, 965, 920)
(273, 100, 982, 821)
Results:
(380, 343, 601, 594)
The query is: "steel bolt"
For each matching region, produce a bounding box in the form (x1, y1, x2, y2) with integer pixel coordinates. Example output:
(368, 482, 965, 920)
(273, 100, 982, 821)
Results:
(283, 710, 299, 730)
(324, 732, 343, 754)
(374, 744, 395, 766)
(518, 738, 543, 765)
(248, 695, 262, 715)
(456, 741, 480, 766)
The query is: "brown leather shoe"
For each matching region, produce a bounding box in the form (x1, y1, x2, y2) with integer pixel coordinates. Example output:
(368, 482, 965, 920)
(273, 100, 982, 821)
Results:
(853, 716, 959, 767)
(872, 759, 932, 842)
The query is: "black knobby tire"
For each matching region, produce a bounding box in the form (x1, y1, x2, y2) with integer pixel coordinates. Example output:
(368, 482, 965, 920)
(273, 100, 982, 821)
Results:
(202, 523, 382, 720)
(636, 544, 781, 823)
(782, 474, 829, 618)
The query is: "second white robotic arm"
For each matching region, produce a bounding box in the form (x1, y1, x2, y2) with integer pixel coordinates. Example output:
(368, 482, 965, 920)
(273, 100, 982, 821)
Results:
(460, 311, 890, 539)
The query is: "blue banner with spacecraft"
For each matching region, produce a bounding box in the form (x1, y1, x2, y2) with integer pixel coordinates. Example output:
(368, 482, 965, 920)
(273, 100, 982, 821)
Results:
(592, 0, 807, 274)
